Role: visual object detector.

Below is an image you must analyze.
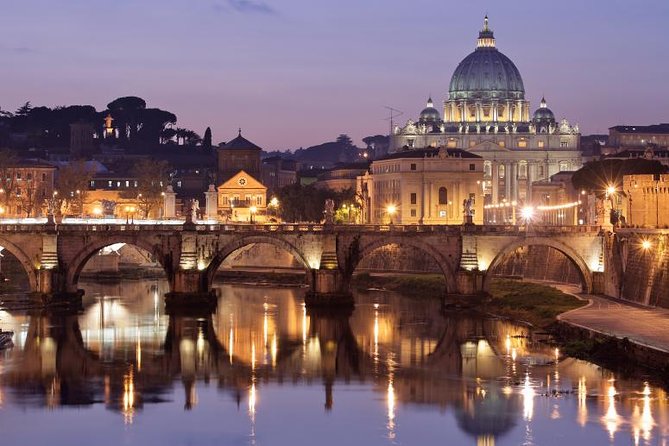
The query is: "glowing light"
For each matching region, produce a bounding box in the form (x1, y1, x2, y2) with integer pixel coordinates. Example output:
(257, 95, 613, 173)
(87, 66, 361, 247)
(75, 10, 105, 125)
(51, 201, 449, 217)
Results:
(505, 335, 511, 353)
(197, 260, 207, 271)
(602, 380, 620, 441)
(122, 371, 135, 424)
(511, 348, 517, 362)
(641, 239, 652, 251)
(387, 380, 396, 440)
(249, 382, 257, 419)
(577, 376, 587, 427)
(522, 375, 535, 420)
(640, 383, 655, 442)
(606, 185, 617, 196)
(520, 206, 534, 221)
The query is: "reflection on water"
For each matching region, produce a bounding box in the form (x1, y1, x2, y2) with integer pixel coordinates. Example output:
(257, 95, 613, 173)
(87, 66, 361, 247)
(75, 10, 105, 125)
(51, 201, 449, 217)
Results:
(0, 279, 668, 445)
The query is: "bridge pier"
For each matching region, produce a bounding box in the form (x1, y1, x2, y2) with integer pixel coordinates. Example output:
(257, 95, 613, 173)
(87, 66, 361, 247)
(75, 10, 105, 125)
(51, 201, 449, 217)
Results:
(304, 269, 353, 308)
(31, 268, 83, 309)
(454, 270, 486, 296)
(165, 270, 217, 312)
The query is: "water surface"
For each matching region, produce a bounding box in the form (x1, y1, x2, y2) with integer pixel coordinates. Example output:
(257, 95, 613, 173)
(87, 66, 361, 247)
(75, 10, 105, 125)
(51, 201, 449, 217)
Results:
(0, 279, 666, 446)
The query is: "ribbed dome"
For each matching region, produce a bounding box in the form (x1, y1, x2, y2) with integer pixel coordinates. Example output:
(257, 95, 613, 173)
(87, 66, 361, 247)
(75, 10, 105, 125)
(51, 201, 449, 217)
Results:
(419, 97, 441, 122)
(532, 97, 555, 122)
(448, 18, 525, 101)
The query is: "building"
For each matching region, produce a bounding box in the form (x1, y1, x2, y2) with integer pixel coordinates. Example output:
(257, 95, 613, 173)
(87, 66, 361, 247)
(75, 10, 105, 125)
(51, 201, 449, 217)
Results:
(609, 124, 669, 149)
(217, 170, 267, 222)
(0, 159, 56, 218)
(357, 147, 484, 225)
(603, 147, 669, 168)
(217, 130, 262, 183)
(315, 162, 370, 192)
(624, 174, 669, 228)
(261, 156, 297, 193)
(390, 17, 582, 205)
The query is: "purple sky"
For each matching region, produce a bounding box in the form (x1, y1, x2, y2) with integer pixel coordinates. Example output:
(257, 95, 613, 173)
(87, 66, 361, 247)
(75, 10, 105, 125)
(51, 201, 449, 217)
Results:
(2, 0, 668, 150)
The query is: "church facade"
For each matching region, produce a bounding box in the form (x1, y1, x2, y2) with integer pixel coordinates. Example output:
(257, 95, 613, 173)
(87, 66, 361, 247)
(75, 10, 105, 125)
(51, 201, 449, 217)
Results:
(390, 17, 582, 205)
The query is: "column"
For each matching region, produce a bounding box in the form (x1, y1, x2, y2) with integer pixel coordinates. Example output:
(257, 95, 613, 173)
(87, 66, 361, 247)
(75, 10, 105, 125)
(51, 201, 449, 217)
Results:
(164, 185, 176, 219)
(492, 164, 499, 203)
(204, 185, 218, 221)
(504, 163, 511, 201)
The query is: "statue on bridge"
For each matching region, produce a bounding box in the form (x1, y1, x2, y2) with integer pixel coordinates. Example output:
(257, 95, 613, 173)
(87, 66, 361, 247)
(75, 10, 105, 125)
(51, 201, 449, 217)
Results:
(463, 197, 475, 224)
(323, 199, 335, 225)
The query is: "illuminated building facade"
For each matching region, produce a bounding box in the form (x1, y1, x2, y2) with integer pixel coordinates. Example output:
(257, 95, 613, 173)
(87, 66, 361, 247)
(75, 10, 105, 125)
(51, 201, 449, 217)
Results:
(391, 17, 582, 205)
(357, 147, 484, 224)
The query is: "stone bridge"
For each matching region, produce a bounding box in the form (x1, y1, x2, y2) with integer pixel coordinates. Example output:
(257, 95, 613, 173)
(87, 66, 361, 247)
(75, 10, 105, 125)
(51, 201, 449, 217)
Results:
(0, 221, 605, 307)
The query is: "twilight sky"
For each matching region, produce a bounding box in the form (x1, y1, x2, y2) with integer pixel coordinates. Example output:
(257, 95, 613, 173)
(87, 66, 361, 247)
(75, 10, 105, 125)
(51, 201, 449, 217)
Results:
(1, 0, 668, 150)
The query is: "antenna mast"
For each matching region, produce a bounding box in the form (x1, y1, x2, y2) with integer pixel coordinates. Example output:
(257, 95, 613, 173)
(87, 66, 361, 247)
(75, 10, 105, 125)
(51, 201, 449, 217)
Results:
(384, 106, 404, 135)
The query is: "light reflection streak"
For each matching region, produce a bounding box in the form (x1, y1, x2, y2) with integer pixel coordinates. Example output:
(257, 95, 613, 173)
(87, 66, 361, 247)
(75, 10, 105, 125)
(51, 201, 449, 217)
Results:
(228, 314, 234, 364)
(602, 380, 620, 441)
(577, 376, 587, 427)
(135, 327, 142, 372)
(122, 370, 135, 424)
(373, 305, 379, 366)
(522, 375, 534, 421)
(386, 354, 396, 441)
(641, 383, 655, 442)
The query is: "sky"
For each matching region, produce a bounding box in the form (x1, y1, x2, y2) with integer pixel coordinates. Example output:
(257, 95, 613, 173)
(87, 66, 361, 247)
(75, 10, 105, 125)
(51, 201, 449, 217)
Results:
(1, 0, 668, 150)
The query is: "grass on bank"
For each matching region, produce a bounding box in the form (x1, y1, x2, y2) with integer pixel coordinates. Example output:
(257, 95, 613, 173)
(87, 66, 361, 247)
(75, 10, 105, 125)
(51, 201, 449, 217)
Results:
(352, 272, 446, 298)
(484, 279, 586, 328)
(352, 272, 586, 328)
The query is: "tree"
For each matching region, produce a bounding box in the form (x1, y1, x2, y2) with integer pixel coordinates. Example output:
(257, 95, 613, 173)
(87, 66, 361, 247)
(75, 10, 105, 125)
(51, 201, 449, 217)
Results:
(106, 96, 147, 143)
(336, 134, 354, 148)
(137, 108, 177, 146)
(121, 159, 170, 218)
(56, 160, 95, 216)
(203, 127, 213, 151)
(276, 183, 354, 222)
(15, 101, 32, 117)
(0, 150, 19, 212)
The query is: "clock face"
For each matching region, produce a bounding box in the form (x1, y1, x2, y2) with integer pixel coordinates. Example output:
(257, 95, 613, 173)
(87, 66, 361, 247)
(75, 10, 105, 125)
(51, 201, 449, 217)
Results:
(238, 177, 247, 186)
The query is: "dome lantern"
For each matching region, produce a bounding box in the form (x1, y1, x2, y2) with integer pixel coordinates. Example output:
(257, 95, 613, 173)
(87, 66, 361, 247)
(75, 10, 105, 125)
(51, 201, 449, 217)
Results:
(477, 15, 496, 48)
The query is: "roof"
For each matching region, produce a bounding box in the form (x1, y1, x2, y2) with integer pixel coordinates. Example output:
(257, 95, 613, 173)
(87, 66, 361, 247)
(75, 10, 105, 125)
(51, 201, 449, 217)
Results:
(610, 124, 669, 134)
(218, 170, 266, 190)
(221, 132, 263, 151)
(379, 147, 482, 160)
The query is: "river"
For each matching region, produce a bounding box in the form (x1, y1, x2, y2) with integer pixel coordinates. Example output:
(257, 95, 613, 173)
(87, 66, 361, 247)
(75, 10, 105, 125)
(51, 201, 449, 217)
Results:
(0, 279, 665, 445)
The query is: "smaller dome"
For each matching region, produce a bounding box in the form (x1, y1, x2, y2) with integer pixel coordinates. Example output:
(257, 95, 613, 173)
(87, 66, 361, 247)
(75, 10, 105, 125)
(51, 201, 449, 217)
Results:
(533, 97, 555, 123)
(419, 97, 441, 122)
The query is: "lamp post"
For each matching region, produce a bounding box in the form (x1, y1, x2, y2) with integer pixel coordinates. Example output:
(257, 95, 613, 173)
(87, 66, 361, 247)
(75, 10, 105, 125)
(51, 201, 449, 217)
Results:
(386, 204, 397, 225)
(125, 205, 135, 224)
(269, 197, 279, 221)
(250, 205, 257, 224)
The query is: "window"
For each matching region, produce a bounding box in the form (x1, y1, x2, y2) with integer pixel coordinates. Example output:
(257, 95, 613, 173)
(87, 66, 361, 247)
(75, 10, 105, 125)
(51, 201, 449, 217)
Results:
(469, 163, 475, 171)
(410, 193, 417, 204)
(484, 161, 492, 178)
(518, 161, 528, 179)
(256, 196, 262, 205)
(447, 139, 457, 148)
(499, 164, 505, 179)
(469, 140, 476, 148)
(538, 165, 545, 178)
(407, 138, 415, 148)
(410, 163, 416, 171)
(560, 141, 569, 148)
(518, 139, 527, 148)
(499, 141, 505, 148)
(439, 210, 447, 217)
(438, 187, 448, 205)
(42, 173, 46, 181)
(410, 209, 416, 217)
(538, 140, 545, 148)
(177, 181, 182, 187)
(559, 161, 570, 172)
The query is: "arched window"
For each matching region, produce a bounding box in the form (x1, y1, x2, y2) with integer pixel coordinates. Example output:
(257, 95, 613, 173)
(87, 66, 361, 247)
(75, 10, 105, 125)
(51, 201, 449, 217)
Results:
(499, 164, 505, 179)
(484, 161, 492, 178)
(438, 187, 448, 205)
(559, 161, 570, 172)
(518, 160, 528, 179)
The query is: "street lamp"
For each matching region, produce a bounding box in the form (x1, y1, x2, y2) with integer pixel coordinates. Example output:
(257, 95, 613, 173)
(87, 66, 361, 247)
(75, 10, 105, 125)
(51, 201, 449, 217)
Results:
(250, 205, 257, 223)
(641, 239, 652, 251)
(386, 204, 397, 225)
(269, 197, 279, 221)
(520, 206, 534, 229)
(93, 206, 102, 219)
(125, 205, 136, 224)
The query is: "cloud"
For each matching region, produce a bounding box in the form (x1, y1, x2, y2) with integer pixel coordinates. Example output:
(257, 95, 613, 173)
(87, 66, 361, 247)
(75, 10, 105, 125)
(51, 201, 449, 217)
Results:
(214, 0, 276, 15)
(0, 45, 37, 54)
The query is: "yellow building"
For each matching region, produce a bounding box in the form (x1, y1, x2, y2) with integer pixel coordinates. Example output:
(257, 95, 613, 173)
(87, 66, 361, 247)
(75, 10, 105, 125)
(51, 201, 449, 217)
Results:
(217, 170, 267, 222)
(357, 147, 484, 225)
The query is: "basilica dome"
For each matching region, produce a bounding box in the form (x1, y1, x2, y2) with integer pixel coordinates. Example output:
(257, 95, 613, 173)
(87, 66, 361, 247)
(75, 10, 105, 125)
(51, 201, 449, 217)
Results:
(448, 17, 525, 101)
(532, 97, 555, 123)
(419, 97, 441, 122)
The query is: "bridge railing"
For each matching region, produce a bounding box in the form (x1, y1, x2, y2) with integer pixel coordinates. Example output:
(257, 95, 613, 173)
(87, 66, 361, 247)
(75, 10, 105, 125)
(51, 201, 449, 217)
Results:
(0, 221, 603, 234)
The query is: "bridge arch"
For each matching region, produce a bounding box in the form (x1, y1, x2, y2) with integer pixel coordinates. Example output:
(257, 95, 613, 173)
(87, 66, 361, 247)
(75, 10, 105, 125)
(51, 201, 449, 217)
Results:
(482, 237, 593, 293)
(0, 236, 39, 292)
(205, 235, 311, 288)
(352, 237, 457, 295)
(66, 236, 172, 293)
